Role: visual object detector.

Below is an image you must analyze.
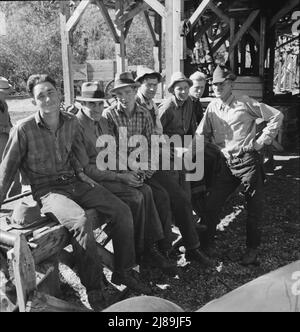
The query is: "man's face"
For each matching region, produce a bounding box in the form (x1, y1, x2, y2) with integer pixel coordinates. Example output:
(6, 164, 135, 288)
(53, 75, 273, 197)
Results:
(82, 101, 104, 122)
(173, 81, 190, 102)
(189, 80, 206, 99)
(140, 78, 159, 100)
(212, 79, 233, 100)
(115, 86, 136, 110)
(32, 82, 60, 115)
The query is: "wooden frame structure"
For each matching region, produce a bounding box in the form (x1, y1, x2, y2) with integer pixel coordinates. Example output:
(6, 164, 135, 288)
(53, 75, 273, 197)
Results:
(60, 0, 300, 106)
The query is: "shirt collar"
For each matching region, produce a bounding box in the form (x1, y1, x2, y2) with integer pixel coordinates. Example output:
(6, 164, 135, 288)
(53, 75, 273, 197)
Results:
(35, 110, 66, 128)
(222, 94, 235, 106)
(171, 95, 188, 109)
(77, 109, 97, 128)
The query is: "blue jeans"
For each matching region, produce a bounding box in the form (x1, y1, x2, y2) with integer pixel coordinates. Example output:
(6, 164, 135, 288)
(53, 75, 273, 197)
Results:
(33, 179, 136, 291)
(201, 151, 265, 249)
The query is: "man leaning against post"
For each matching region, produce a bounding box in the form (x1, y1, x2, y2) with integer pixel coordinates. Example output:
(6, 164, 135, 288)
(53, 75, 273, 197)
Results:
(0, 74, 151, 311)
(196, 65, 284, 265)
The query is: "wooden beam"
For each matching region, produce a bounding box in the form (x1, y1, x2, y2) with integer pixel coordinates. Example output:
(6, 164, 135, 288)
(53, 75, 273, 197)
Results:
(194, 15, 218, 41)
(115, 0, 126, 73)
(172, 0, 184, 73)
(269, 0, 299, 27)
(95, 0, 119, 43)
(124, 18, 133, 39)
(211, 30, 229, 55)
(165, 0, 173, 94)
(259, 15, 266, 77)
(143, 0, 166, 18)
(8, 234, 36, 312)
(143, 11, 158, 45)
(248, 27, 259, 44)
(115, 2, 150, 26)
(207, 2, 230, 24)
(189, 0, 211, 28)
(66, 0, 90, 33)
(60, 1, 74, 107)
(229, 10, 260, 54)
(229, 17, 236, 71)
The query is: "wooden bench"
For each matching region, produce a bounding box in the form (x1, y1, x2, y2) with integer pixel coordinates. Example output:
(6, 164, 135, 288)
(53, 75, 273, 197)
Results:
(0, 206, 117, 312)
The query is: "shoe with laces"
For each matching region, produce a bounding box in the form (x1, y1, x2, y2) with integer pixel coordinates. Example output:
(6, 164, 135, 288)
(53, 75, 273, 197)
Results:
(111, 270, 152, 295)
(185, 248, 215, 267)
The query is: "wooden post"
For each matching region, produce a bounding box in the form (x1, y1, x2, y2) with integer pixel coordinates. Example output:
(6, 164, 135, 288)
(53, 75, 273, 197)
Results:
(154, 13, 162, 73)
(115, 0, 126, 73)
(229, 17, 236, 72)
(165, 0, 173, 95)
(60, 1, 74, 107)
(172, 0, 184, 73)
(259, 15, 266, 77)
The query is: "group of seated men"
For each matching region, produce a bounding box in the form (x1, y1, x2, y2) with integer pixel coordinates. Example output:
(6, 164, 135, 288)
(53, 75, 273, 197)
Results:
(0, 66, 283, 311)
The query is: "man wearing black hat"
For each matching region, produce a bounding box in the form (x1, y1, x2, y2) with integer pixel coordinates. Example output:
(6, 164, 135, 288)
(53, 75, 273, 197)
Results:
(196, 65, 284, 265)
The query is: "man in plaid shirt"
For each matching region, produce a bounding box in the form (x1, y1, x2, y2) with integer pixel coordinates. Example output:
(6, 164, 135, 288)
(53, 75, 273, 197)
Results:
(0, 74, 151, 310)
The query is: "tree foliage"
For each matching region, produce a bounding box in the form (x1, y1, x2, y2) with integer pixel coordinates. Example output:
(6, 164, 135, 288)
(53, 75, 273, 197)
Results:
(0, 1, 159, 92)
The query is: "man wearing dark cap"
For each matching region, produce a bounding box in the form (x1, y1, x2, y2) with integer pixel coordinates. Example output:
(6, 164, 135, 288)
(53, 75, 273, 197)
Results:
(196, 65, 284, 265)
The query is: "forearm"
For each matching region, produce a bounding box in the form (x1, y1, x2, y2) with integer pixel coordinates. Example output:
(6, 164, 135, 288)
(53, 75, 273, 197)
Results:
(84, 163, 119, 183)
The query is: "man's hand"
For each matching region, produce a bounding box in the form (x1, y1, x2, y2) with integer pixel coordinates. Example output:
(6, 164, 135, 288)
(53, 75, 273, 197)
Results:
(77, 172, 99, 188)
(144, 170, 156, 179)
(119, 172, 144, 188)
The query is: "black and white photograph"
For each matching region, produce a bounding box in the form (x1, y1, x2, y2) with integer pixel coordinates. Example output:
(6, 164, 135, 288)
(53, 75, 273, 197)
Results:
(0, 0, 299, 314)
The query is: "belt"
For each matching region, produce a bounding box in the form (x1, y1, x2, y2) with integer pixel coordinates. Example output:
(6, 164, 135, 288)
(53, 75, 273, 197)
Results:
(55, 174, 77, 183)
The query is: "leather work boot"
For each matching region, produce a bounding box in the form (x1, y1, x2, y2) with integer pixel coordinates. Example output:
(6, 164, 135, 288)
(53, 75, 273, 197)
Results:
(241, 248, 259, 266)
(111, 269, 152, 295)
(185, 248, 215, 267)
(87, 289, 107, 312)
(144, 244, 179, 277)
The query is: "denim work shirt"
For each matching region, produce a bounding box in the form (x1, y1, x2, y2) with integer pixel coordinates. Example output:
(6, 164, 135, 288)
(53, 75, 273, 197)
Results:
(0, 111, 82, 199)
(196, 94, 284, 159)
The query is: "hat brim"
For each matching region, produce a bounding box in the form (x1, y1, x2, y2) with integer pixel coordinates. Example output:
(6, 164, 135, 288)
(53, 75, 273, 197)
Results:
(76, 96, 106, 102)
(110, 82, 140, 94)
(212, 74, 237, 84)
(0, 85, 13, 94)
(168, 78, 193, 93)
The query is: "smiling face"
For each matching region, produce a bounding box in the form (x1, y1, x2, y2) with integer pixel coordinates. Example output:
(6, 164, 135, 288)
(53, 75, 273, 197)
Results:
(114, 86, 137, 111)
(82, 100, 105, 122)
(189, 80, 206, 100)
(140, 77, 159, 100)
(32, 82, 60, 116)
(173, 81, 190, 102)
(212, 79, 234, 100)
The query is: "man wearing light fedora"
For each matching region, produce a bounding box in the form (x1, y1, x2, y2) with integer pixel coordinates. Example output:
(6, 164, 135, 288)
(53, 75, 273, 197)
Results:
(196, 65, 284, 265)
(0, 74, 152, 310)
(73, 81, 178, 277)
(0, 76, 22, 198)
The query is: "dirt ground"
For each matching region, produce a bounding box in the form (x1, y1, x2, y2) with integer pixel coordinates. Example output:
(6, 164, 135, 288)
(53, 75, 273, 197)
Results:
(3, 99, 300, 312)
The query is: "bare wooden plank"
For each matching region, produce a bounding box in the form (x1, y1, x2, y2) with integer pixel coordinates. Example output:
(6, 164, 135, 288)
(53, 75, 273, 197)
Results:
(229, 17, 235, 70)
(172, 0, 184, 73)
(165, 0, 173, 93)
(233, 90, 263, 98)
(229, 10, 260, 55)
(235, 76, 263, 83)
(189, 0, 211, 28)
(248, 27, 259, 44)
(73, 63, 88, 81)
(9, 234, 36, 312)
(95, 0, 119, 43)
(30, 225, 70, 265)
(124, 18, 133, 39)
(143, 0, 166, 18)
(207, 2, 230, 24)
(269, 0, 299, 27)
(232, 83, 263, 90)
(115, 0, 126, 73)
(66, 0, 90, 33)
